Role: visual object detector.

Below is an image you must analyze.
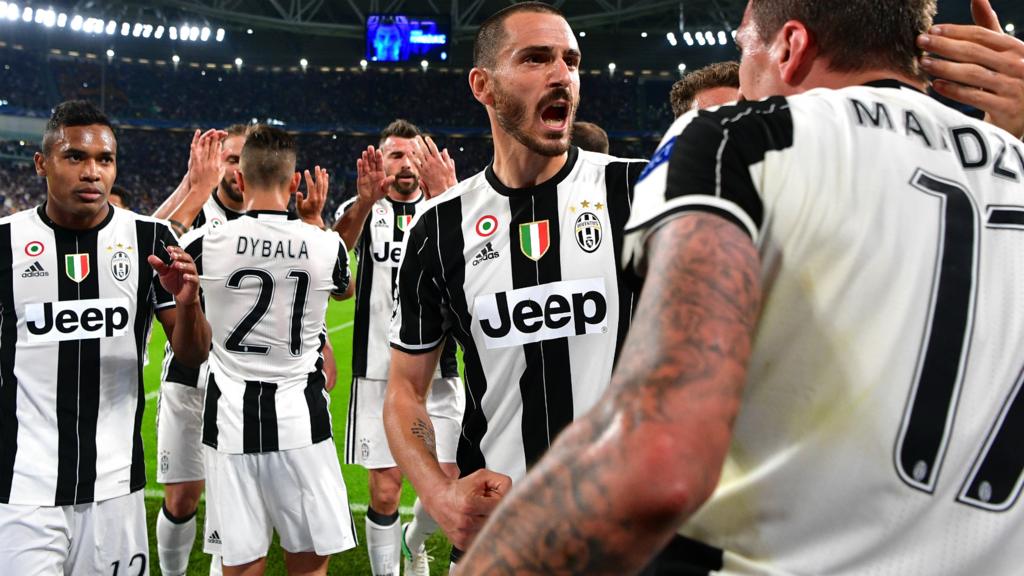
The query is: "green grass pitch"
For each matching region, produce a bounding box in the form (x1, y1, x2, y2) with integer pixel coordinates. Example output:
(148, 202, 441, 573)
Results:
(142, 297, 453, 574)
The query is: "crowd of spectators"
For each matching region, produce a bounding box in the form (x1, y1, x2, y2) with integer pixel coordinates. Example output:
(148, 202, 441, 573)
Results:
(3, 46, 676, 131)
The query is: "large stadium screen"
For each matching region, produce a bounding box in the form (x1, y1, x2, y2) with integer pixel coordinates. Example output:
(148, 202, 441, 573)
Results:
(365, 14, 450, 63)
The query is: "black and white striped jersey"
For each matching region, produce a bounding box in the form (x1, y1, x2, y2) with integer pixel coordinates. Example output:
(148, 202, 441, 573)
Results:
(161, 193, 243, 388)
(0, 204, 176, 505)
(625, 81, 1024, 574)
(335, 194, 458, 381)
(183, 211, 350, 454)
(390, 147, 646, 482)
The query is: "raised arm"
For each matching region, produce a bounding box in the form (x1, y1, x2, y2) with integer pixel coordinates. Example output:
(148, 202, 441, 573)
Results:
(459, 212, 761, 574)
(333, 146, 391, 249)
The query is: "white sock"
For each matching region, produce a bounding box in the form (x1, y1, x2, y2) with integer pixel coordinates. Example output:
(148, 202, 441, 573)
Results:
(209, 554, 223, 576)
(365, 509, 401, 576)
(156, 504, 196, 576)
(404, 498, 438, 553)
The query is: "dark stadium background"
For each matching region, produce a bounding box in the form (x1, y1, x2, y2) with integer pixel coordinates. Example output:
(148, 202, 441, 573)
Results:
(1, 1, 1021, 574)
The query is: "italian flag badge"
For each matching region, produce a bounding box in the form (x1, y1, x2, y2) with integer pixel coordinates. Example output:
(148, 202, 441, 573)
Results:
(519, 220, 551, 261)
(65, 253, 90, 283)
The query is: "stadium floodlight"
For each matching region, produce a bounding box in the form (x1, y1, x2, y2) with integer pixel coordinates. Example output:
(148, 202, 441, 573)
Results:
(154, 25, 164, 39)
(169, 26, 177, 40)
(121, 22, 129, 35)
(41, 9, 56, 28)
(641, 31, 648, 38)
(143, 24, 153, 38)
(70, 15, 83, 31)
(299, 57, 308, 68)
(0, 3, 6, 13)
(696, 31, 706, 46)
(579, 31, 586, 37)
(420, 59, 429, 70)
(105, 20, 115, 34)
(106, 49, 114, 58)
(607, 62, 616, 72)
(132, 23, 142, 37)
(200, 26, 210, 42)
(246, 28, 253, 35)
(33, 7, 42, 23)
(216, 28, 225, 42)
(179, 24, 188, 40)
(360, 58, 368, 70)
(234, 57, 243, 67)
(21, 6, 30, 22)
(58, 13, 67, 27)
(666, 31, 677, 46)
(188, 26, 199, 41)
(683, 31, 694, 46)
(1007, 23, 1016, 33)
(172, 54, 180, 64)
(704, 31, 715, 45)
(678, 63, 687, 73)
(731, 29, 738, 40)
(718, 30, 727, 44)
(6, 4, 18, 22)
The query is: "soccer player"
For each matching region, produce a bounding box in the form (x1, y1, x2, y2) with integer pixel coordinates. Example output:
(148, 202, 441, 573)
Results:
(384, 1, 647, 565)
(153, 124, 243, 576)
(108, 184, 130, 210)
(571, 121, 609, 154)
(334, 120, 466, 576)
(179, 125, 355, 575)
(669, 61, 741, 117)
(0, 100, 210, 573)
(459, 0, 1024, 573)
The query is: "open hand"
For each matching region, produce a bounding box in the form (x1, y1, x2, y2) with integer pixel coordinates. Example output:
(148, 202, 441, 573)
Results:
(149, 246, 201, 306)
(297, 165, 329, 227)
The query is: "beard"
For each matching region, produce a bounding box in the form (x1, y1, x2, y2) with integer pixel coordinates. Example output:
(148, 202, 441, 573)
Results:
(390, 172, 420, 196)
(493, 81, 575, 158)
(219, 177, 243, 203)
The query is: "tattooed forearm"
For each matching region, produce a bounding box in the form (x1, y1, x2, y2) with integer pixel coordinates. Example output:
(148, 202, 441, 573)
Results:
(411, 417, 437, 459)
(459, 213, 761, 575)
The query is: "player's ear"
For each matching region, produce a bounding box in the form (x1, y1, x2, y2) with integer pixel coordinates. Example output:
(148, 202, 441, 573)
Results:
(289, 172, 301, 193)
(777, 19, 817, 86)
(469, 67, 494, 107)
(235, 169, 246, 193)
(33, 151, 47, 177)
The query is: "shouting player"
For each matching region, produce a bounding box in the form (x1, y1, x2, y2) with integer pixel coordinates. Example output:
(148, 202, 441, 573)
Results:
(460, 0, 1024, 573)
(0, 100, 210, 573)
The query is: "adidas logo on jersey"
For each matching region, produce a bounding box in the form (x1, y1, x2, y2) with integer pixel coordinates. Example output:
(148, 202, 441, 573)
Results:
(208, 530, 221, 545)
(474, 278, 608, 349)
(472, 242, 500, 266)
(25, 298, 130, 342)
(20, 262, 49, 278)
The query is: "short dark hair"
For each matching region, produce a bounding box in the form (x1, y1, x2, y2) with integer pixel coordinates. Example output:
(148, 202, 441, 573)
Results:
(473, 2, 565, 68)
(572, 122, 609, 155)
(379, 119, 421, 148)
(240, 125, 297, 189)
(749, 0, 936, 80)
(109, 184, 130, 209)
(42, 100, 114, 154)
(223, 124, 249, 138)
(670, 61, 740, 117)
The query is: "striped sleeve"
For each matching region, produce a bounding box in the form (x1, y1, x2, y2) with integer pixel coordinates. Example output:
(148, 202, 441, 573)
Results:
(389, 208, 446, 354)
(153, 222, 179, 309)
(622, 97, 794, 276)
(330, 238, 350, 296)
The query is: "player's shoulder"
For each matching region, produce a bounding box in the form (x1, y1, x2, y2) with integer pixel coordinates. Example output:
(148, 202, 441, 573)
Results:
(0, 205, 41, 227)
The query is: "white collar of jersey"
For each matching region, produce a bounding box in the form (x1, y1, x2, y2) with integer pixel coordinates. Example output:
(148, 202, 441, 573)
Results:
(862, 78, 925, 94)
(386, 192, 424, 205)
(485, 145, 579, 198)
(244, 209, 295, 221)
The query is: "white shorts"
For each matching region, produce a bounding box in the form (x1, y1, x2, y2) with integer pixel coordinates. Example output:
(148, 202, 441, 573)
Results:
(345, 376, 465, 469)
(203, 441, 357, 566)
(0, 491, 148, 575)
(156, 381, 206, 483)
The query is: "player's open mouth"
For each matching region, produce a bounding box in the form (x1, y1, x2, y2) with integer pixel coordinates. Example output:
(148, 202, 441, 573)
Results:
(541, 102, 570, 130)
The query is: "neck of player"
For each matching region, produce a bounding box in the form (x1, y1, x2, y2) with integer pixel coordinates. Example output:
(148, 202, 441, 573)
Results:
(46, 199, 110, 230)
(216, 185, 245, 213)
(242, 187, 290, 213)
(490, 129, 569, 189)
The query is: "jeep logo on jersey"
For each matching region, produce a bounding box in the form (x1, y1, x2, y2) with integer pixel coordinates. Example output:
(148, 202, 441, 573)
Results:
(396, 214, 413, 232)
(474, 278, 608, 349)
(110, 250, 132, 281)
(372, 241, 404, 268)
(65, 253, 90, 283)
(25, 298, 131, 342)
(575, 212, 602, 253)
(519, 220, 550, 261)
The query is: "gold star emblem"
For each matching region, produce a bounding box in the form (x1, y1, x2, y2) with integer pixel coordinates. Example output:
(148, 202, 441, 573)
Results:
(581, 200, 590, 209)
(569, 205, 577, 213)
(595, 202, 605, 211)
